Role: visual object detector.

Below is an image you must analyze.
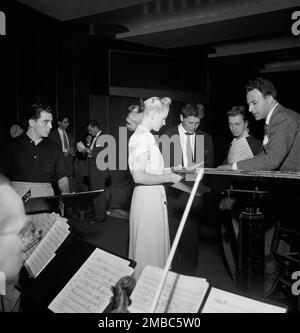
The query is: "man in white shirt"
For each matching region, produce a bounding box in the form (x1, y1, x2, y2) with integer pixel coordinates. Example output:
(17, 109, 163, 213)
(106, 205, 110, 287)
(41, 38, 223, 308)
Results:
(163, 103, 214, 275)
(218, 77, 300, 296)
(86, 120, 108, 223)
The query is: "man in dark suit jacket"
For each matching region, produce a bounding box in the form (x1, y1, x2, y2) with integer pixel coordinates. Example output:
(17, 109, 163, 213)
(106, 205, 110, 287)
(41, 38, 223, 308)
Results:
(162, 102, 214, 275)
(219, 77, 300, 295)
(85, 120, 108, 223)
(48, 116, 75, 192)
(220, 78, 300, 172)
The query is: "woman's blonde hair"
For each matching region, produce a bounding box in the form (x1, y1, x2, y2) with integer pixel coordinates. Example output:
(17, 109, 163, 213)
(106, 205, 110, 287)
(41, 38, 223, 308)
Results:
(126, 97, 171, 131)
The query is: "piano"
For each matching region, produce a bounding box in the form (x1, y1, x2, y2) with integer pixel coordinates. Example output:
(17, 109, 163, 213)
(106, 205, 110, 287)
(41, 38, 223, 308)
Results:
(172, 167, 300, 297)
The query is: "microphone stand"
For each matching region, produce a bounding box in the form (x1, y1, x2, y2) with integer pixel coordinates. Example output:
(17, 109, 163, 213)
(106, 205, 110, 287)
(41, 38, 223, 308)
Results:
(149, 167, 204, 313)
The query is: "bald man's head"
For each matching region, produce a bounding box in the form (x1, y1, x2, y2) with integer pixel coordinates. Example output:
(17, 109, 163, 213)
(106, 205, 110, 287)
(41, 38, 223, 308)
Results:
(0, 176, 27, 285)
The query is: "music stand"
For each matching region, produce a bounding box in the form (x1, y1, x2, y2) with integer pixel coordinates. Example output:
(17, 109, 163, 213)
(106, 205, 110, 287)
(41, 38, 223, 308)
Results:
(18, 237, 135, 313)
(25, 190, 104, 218)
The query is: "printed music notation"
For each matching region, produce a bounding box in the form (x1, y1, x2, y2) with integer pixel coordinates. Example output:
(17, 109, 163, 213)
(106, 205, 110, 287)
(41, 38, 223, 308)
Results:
(227, 137, 254, 164)
(48, 248, 134, 313)
(202, 287, 286, 313)
(25, 214, 70, 277)
(128, 265, 209, 313)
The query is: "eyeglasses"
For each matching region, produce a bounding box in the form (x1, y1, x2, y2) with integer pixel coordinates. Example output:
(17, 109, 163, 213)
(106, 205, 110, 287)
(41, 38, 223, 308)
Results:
(0, 221, 38, 252)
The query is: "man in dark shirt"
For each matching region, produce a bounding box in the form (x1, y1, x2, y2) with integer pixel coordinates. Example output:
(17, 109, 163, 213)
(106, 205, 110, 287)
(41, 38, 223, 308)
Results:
(1, 103, 69, 198)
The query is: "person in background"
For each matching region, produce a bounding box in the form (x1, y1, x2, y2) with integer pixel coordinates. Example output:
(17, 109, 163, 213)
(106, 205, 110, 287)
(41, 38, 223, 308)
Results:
(9, 122, 24, 139)
(85, 121, 109, 223)
(126, 97, 182, 279)
(49, 116, 75, 193)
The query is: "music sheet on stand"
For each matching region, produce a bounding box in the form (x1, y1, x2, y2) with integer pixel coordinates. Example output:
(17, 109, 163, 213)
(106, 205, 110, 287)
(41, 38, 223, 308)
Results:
(202, 287, 286, 313)
(25, 218, 70, 277)
(24, 213, 63, 259)
(128, 265, 209, 313)
(228, 137, 254, 164)
(48, 248, 134, 313)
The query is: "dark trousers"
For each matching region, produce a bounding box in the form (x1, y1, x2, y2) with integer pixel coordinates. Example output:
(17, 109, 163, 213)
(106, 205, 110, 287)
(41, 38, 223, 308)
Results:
(88, 159, 107, 221)
(166, 186, 204, 275)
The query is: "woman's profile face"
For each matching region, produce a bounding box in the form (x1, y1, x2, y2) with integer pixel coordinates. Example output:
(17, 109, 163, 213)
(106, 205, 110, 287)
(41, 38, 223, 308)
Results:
(151, 108, 169, 132)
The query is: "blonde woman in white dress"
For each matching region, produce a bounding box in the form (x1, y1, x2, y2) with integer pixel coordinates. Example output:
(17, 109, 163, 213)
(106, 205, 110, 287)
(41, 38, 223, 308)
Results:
(127, 97, 182, 279)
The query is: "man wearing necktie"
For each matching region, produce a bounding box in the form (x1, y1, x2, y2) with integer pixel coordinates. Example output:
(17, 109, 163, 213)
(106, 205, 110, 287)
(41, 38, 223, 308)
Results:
(218, 77, 300, 296)
(86, 120, 108, 223)
(49, 116, 75, 192)
(163, 103, 214, 275)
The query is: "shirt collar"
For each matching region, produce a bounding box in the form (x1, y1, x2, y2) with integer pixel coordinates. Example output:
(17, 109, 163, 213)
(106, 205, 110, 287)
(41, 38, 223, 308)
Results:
(25, 133, 44, 145)
(95, 130, 101, 138)
(265, 103, 279, 125)
(178, 123, 195, 136)
(231, 131, 249, 144)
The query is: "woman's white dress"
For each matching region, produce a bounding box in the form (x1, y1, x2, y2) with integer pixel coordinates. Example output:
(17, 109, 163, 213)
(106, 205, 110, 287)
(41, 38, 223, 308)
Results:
(128, 125, 170, 279)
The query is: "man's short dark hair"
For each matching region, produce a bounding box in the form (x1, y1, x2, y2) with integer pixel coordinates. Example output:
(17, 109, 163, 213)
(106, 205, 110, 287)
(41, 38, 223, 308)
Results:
(246, 77, 277, 99)
(181, 103, 205, 119)
(27, 103, 52, 121)
(87, 120, 100, 129)
(57, 115, 70, 122)
(227, 106, 248, 121)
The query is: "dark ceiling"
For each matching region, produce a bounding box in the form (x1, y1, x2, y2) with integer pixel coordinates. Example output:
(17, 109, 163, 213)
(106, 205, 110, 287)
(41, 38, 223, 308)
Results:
(17, 0, 300, 67)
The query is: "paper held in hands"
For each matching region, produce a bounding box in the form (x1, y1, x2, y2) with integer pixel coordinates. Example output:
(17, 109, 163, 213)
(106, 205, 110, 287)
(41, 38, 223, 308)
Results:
(169, 162, 208, 195)
(76, 141, 86, 152)
(228, 137, 254, 164)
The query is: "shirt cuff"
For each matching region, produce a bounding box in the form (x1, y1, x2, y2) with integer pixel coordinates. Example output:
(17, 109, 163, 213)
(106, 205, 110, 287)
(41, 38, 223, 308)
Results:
(232, 162, 238, 170)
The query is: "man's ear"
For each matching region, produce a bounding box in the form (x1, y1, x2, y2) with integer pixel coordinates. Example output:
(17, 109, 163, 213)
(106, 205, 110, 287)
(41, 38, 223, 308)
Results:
(28, 119, 35, 128)
(266, 94, 274, 105)
(180, 114, 183, 122)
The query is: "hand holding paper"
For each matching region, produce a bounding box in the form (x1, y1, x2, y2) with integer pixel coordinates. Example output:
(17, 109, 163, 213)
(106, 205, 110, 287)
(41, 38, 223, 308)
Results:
(76, 141, 86, 153)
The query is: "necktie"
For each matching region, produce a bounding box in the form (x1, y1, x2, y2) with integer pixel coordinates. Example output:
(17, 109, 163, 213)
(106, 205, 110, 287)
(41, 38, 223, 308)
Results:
(185, 132, 193, 167)
(63, 130, 69, 150)
(90, 135, 97, 151)
(264, 123, 268, 137)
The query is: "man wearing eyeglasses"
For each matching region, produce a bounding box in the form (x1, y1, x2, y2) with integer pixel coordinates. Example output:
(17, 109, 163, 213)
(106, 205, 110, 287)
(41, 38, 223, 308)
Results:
(0, 174, 29, 312)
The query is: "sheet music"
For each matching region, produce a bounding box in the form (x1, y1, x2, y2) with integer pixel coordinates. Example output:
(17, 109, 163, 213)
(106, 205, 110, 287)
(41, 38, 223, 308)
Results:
(48, 248, 134, 313)
(227, 137, 254, 164)
(171, 181, 193, 194)
(25, 219, 70, 277)
(24, 213, 63, 259)
(128, 265, 209, 313)
(202, 287, 286, 313)
(76, 141, 86, 152)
